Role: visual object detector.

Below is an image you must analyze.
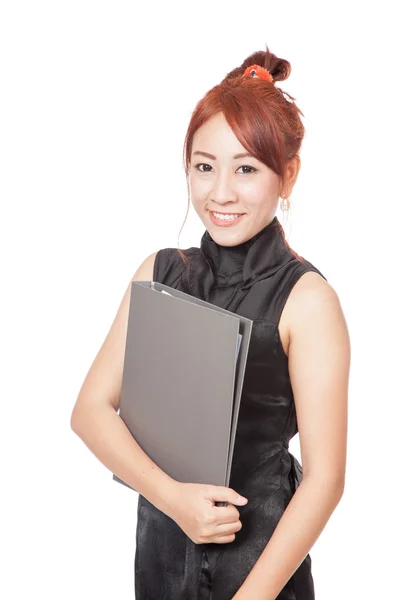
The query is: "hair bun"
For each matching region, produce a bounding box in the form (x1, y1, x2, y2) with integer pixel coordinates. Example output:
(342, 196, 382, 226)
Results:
(241, 44, 291, 83)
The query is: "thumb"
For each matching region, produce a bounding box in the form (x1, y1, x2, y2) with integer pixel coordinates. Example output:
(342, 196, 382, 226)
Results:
(209, 486, 248, 505)
(232, 491, 248, 505)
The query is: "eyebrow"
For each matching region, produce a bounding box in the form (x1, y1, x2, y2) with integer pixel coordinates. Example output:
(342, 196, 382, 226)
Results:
(192, 151, 254, 160)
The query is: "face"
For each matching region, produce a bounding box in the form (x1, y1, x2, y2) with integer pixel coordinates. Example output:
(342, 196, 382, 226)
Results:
(189, 112, 298, 246)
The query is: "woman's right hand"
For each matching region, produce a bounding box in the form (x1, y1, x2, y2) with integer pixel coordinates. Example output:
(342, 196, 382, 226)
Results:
(166, 482, 248, 545)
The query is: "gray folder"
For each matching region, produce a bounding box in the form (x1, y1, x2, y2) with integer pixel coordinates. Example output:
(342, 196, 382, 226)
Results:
(112, 280, 253, 498)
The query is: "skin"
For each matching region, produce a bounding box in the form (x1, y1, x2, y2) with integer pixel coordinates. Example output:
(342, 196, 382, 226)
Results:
(72, 110, 349, 600)
(188, 112, 350, 599)
(189, 111, 299, 248)
(189, 110, 299, 356)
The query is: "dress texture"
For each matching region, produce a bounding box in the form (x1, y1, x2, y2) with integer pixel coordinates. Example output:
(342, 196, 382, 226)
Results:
(134, 216, 327, 600)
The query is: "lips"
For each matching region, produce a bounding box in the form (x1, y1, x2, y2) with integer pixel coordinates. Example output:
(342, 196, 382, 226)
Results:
(209, 210, 245, 216)
(209, 211, 246, 227)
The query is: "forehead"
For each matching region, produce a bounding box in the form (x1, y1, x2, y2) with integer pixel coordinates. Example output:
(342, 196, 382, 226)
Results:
(192, 113, 247, 156)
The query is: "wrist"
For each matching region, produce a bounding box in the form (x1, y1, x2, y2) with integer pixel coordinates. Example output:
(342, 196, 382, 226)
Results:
(149, 475, 182, 519)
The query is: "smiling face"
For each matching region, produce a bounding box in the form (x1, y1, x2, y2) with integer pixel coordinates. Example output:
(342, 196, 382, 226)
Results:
(188, 111, 300, 246)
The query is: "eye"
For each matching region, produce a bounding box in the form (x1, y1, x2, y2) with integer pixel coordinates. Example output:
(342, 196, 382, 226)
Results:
(195, 163, 212, 172)
(237, 165, 257, 174)
(194, 163, 257, 174)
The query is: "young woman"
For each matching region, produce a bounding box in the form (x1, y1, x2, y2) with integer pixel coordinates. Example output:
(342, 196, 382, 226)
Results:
(71, 44, 350, 600)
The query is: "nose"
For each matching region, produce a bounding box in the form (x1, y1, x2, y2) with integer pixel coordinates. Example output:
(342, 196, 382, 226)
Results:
(211, 170, 237, 206)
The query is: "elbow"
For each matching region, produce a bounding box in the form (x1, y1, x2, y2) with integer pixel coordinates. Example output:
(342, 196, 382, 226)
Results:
(70, 394, 91, 433)
(305, 470, 346, 501)
(331, 478, 345, 503)
(70, 401, 87, 434)
(338, 476, 346, 500)
(331, 479, 345, 511)
(70, 408, 81, 433)
(70, 400, 113, 434)
(331, 469, 346, 499)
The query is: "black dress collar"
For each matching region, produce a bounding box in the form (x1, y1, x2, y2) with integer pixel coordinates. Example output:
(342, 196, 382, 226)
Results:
(180, 216, 296, 303)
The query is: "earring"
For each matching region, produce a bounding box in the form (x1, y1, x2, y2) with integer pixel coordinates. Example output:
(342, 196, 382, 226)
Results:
(280, 194, 291, 226)
(280, 195, 291, 211)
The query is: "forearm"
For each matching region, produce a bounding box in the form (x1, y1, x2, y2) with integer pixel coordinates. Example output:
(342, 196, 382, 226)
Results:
(71, 404, 179, 517)
(232, 474, 344, 600)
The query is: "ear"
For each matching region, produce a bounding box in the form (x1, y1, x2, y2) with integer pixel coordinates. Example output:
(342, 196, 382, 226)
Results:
(282, 155, 301, 196)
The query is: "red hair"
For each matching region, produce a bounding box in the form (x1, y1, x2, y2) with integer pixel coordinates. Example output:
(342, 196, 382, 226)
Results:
(177, 44, 306, 265)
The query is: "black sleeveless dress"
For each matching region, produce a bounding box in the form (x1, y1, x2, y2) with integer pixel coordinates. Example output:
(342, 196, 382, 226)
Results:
(134, 216, 327, 600)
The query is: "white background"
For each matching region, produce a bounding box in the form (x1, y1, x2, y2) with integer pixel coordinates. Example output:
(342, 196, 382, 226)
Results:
(1, 1, 399, 598)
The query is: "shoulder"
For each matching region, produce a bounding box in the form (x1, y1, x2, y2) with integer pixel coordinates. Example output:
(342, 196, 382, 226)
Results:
(283, 270, 348, 351)
(131, 250, 158, 282)
(287, 270, 339, 314)
(130, 248, 189, 285)
(153, 246, 198, 285)
(284, 270, 340, 324)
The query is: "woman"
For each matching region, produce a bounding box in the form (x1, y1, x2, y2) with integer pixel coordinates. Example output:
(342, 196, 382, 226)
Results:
(71, 44, 350, 600)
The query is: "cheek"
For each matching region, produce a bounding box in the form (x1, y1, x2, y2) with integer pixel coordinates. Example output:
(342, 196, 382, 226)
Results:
(240, 184, 267, 206)
(242, 179, 276, 204)
(189, 177, 211, 200)
(188, 187, 203, 213)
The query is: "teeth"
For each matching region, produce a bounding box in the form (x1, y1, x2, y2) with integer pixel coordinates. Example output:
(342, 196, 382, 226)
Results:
(212, 212, 241, 221)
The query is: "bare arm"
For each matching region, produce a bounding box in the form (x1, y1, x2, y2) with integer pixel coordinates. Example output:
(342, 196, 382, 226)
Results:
(70, 251, 179, 517)
(233, 272, 350, 600)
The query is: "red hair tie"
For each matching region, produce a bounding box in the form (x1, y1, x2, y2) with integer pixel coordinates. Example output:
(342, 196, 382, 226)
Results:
(243, 64, 273, 83)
